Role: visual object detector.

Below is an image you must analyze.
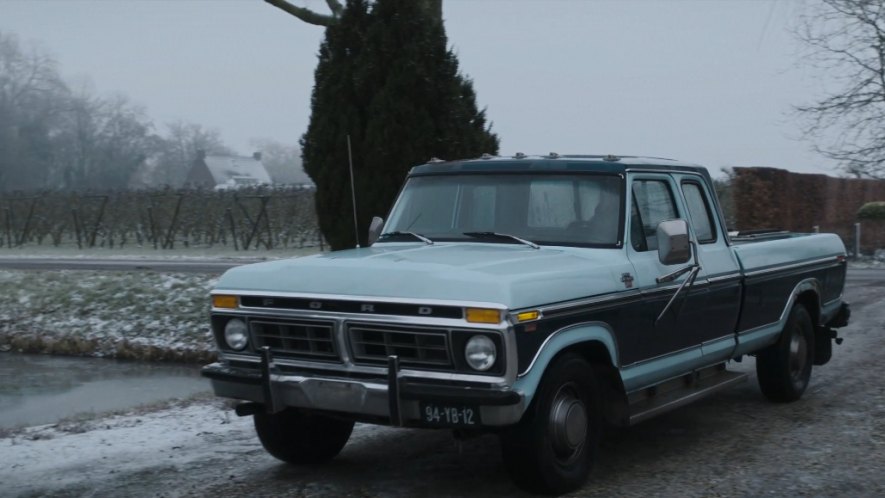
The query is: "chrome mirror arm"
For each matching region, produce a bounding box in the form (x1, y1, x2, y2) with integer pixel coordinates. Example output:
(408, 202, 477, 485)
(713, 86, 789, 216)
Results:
(655, 242, 701, 324)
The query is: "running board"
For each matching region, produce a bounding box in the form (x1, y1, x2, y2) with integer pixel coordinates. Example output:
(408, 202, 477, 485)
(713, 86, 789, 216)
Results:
(628, 365, 748, 425)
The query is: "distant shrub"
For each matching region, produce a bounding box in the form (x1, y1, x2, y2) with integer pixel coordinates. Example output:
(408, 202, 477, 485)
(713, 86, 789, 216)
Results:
(857, 201, 885, 220)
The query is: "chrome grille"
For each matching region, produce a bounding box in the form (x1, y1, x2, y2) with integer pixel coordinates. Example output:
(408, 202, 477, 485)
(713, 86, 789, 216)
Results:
(348, 324, 451, 367)
(250, 319, 339, 361)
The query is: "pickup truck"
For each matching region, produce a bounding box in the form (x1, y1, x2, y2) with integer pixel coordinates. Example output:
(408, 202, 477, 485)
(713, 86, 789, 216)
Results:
(202, 154, 850, 494)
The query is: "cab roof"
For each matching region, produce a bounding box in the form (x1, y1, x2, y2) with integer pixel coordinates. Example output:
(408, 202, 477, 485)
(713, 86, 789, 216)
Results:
(408, 154, 708, 177)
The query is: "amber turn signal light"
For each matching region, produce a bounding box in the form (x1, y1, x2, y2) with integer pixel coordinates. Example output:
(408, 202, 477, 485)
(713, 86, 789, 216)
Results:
(212, 295, 238, 309)
(465, 308, 501, 324)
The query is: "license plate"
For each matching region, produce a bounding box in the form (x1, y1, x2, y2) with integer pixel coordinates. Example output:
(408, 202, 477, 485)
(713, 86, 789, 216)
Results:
(419, 403, 479, 427)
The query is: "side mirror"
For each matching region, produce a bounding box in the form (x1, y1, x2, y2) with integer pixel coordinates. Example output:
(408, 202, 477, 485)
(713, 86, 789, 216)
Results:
(656, 219, 691, 265)
(368, 216, 384, 246)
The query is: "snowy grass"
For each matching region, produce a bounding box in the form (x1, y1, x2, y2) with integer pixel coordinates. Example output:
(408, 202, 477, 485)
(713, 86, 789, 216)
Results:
(0, 245, 320, 260)
(0, 270, 220, 362)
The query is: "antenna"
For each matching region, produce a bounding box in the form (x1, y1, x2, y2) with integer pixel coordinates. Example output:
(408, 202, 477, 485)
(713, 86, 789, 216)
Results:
(347, 135, 360, 248)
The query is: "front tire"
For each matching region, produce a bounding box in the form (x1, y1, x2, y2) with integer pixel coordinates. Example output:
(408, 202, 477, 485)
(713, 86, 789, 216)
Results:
(254, 409, 354, 464)
(756, 304, 815, 402)
(500, 354, 602, 494)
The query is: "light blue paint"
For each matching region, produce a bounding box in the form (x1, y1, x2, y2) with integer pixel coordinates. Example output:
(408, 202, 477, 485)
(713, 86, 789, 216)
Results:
(511, 323, 619, 407)
(734, 323, 782, 356)
(733, 233, 845, 271)
(701, 335, 738, 363)
(620, 347, 704, 393)
(215, 242, 633, 310)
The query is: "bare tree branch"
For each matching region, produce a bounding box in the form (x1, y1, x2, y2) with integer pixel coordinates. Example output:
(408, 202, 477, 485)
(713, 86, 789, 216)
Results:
(795, 0, 885, 178)
(264, 0, 337, 26)
(324, 0, 344, 16)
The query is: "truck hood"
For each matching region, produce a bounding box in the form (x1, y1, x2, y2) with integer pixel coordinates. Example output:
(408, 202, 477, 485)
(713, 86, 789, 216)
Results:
(215, 243, 633, 310)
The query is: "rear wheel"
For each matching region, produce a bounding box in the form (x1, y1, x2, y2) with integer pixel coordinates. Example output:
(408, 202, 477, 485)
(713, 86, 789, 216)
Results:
(500, 354, 602, 494)
(756, 304, 815, 402)
(254, 409, 354, 464)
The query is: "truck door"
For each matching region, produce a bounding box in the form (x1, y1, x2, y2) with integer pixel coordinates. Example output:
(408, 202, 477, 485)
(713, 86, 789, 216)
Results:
(626, 174, 707, 363)
(673, 174, 742, 363)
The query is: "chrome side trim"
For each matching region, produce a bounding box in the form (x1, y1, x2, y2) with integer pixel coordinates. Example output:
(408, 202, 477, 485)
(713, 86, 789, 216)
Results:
(517, 321, 618, 377)
(532, 290, 641, 316)
(737, 277, 822, 337)
(707, 273, 743, 284)
(742, 257, 841, 278)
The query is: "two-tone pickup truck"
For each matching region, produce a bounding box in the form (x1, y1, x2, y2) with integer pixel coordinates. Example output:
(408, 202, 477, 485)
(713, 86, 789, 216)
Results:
(202, 155, 850, 494)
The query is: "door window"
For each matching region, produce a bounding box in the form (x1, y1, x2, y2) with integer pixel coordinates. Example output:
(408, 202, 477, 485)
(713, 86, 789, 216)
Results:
(631, 179, 678, 251)
(681, 182, 717, 243)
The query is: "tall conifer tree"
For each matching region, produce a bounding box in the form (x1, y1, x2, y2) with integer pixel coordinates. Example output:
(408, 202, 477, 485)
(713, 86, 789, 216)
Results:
(301, 0, 498, 250)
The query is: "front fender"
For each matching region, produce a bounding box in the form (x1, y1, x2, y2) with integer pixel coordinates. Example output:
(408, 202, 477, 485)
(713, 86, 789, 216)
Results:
(511, 321, 620, 407)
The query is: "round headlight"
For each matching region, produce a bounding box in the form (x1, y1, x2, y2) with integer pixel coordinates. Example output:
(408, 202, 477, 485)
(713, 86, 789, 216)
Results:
(224, 319, 249, 351)
(465, 335, 497, 371)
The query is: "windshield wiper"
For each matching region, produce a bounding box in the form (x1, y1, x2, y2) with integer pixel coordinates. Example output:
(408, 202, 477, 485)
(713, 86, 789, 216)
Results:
(380, 231, 434, 245)
(463, 232, 540, 249)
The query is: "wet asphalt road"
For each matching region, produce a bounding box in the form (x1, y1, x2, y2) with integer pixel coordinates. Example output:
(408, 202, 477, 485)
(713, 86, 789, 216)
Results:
(4, 277, 884, 497)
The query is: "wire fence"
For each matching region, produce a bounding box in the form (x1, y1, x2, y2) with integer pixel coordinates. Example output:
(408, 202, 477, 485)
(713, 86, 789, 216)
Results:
(0, 186, 324, 251)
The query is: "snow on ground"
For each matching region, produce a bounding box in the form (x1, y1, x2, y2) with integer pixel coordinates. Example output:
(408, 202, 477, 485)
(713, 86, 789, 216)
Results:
(0, 270, 219, 361)
(0, 400, 250, 496)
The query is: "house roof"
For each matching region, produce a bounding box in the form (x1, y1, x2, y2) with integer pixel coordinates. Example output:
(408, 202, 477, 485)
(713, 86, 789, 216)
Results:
(204, 155, 272, 185)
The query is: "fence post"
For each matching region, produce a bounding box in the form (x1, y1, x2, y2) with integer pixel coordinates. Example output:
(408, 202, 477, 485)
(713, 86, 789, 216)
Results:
(147, 206, 158, 249)
(226, 208, 238, 251)
(17, 198, 37, 247)
(71, 209, 83, 249)
(163, 195, 184, 249)
(4, 208, 11, 249)
(854, 222, 862, 258)
(89, 196, 108, 248)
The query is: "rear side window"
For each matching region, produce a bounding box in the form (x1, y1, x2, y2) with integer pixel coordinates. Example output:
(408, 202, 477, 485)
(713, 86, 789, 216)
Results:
(631, 180, 678, 252)
(681, 182, 717, 243)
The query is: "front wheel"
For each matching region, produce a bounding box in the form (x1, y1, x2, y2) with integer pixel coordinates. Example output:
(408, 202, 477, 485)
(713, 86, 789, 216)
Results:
(500, 354, 602, 494)
(254, 409, 354, 464)
(756, 304, 815, 402)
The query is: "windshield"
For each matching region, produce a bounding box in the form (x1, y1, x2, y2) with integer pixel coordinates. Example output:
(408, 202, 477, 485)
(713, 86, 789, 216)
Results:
(383, 174, 624, 247)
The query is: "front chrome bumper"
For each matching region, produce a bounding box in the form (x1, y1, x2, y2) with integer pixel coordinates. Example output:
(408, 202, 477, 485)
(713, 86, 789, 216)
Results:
(202, 350, 525, 427)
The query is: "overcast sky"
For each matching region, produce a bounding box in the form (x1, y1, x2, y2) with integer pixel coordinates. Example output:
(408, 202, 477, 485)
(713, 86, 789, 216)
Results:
(3, 0, 837, 176)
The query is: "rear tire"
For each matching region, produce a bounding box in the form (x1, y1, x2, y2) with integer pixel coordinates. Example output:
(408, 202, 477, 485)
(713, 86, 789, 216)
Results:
(756, 304, 815, 402)
(254, 409, 354, 464)
(500, 354, 602, 494)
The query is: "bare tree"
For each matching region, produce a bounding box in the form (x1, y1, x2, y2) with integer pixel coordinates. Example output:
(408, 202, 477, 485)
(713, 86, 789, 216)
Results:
(0, 31, 68, 190)
(796, 0, 885, 178)
(264, 0, 442, 26)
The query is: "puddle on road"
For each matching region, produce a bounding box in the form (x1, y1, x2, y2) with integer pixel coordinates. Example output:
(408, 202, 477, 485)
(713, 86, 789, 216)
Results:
(0, 353, 211, 429)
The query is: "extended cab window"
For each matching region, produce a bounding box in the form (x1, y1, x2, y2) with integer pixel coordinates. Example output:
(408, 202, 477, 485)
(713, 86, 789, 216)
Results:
(631, 179, 678, 252)
(681, 181, 717, 243)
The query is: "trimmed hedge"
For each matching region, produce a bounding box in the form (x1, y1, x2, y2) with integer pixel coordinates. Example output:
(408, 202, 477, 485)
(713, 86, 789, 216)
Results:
(857, 201, 885, 220)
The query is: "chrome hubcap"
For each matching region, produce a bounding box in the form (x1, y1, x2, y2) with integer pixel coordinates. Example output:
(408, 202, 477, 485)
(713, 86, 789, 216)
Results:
(549, 384, 587, 462)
